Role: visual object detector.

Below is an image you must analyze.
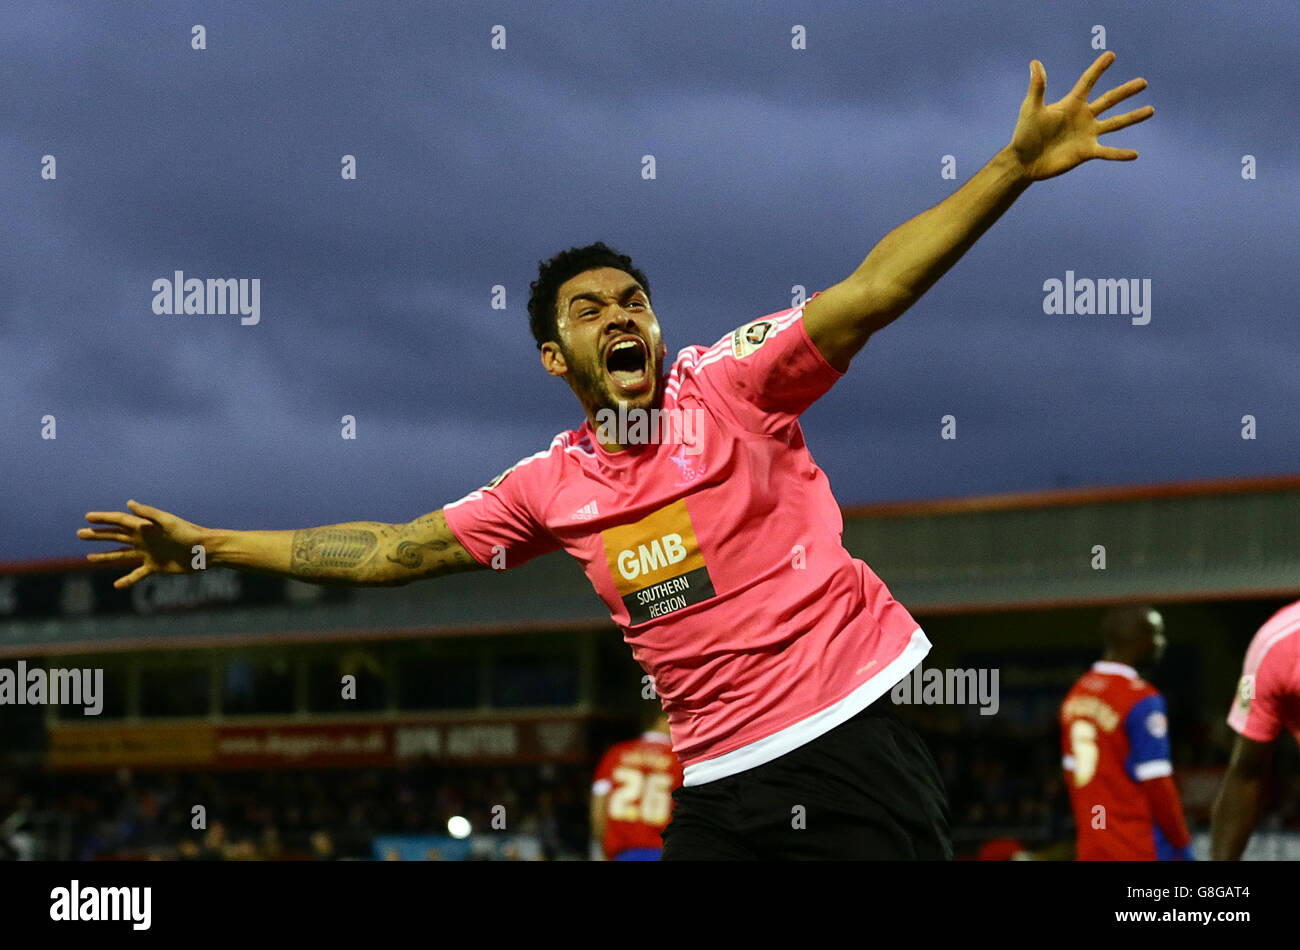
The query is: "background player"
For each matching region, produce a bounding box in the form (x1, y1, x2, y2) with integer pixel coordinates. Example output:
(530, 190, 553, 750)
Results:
(1060, 605, 1194, 860)
(1211, 598, 1300, 859)
(590, 709, 683, 861)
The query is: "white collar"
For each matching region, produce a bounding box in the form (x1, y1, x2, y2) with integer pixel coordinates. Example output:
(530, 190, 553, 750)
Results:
(1092, 660, 1138, 680)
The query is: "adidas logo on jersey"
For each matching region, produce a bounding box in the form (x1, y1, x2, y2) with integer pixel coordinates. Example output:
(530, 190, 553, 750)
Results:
(572, 500, 600, 521)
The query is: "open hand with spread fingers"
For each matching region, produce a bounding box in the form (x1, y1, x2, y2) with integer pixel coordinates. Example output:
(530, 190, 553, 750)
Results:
(1009, 51, 1153, 181)
(78, 499, 208, 589)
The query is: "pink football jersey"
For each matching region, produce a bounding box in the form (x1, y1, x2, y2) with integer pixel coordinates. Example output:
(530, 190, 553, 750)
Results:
(445, 295, 929, 784)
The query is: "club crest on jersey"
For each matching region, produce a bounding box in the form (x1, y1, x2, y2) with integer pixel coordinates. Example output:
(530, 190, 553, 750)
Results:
(1236, 674, 1254, 714)
(668, 443, 706, 486)
(731, 319, 775, 359)
(480, 466, 516, 492)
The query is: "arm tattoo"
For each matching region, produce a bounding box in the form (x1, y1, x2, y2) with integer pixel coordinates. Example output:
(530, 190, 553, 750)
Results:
(387, 538, 475, 570)
(385, 512, 477, 574)
(291, 527, 379, 577)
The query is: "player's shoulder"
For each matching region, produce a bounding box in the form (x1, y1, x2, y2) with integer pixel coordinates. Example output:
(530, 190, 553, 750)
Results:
(1062, 668, 1155, 711)
(1259, 599, 1300, 636)
(1128, 692, 1170, 739)
(446, 428, 592, 511)
(1110, 673, 1160, 713)
(1129, 680, 1163, 706)
(666, 335, 731, 388)
(1245, 600, 1300, 668)
(1068, 669, 1110, 695)
(1083, 662, 1153, 700)
(497, 427, 595, 480)
(667, 298, 815, 382)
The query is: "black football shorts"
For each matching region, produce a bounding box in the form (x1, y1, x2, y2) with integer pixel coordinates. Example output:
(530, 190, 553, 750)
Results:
(659, 700, 952, 860)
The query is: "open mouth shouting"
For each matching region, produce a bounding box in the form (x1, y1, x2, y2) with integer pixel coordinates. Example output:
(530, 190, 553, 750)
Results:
(604, 334, 652, 396)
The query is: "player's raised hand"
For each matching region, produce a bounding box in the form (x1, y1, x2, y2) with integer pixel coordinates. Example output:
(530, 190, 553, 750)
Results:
(78, 500, 207, 589)
(1009, 51, 1153, 181)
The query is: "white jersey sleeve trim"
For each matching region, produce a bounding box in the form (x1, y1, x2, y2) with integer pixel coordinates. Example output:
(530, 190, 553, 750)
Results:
(666, 305, 809, 396)
(1133, 759, 1173, 781)
(689, 309, 804, 379)
(1062, 755, 1076, 771)
(591, 779, 612, 796)
(1255, 618, 1300, 668)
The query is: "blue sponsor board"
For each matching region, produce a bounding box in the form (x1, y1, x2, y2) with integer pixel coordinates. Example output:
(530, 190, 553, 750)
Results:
(372, 834, 541, 861)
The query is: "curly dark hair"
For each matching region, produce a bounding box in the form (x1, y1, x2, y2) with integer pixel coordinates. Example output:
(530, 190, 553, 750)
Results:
(527, 242, 651, 350)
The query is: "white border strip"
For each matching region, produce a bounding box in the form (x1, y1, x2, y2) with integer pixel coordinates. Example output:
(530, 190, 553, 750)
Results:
(682, 627, 932, 786)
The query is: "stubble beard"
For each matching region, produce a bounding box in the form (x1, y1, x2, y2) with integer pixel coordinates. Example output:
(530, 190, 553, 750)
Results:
(564, 343, 657, 419)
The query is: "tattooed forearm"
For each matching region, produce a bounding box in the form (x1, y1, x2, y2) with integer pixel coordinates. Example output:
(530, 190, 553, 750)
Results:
(284, 512, 481, 585)
(387, 538, 476, 571)
(291, 527, 380, 578)
(382, 511, 481, 579)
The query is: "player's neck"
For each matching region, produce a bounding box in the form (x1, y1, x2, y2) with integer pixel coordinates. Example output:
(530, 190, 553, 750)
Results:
(583, 391, 667, 454)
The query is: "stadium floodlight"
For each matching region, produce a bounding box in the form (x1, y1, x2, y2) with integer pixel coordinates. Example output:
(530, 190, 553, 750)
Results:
(446, 816, 471, 839)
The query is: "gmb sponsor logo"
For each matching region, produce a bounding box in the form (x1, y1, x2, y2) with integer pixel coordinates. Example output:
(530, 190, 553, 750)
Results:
(602, 500, 716, 624)
(616, 533, 688, 581)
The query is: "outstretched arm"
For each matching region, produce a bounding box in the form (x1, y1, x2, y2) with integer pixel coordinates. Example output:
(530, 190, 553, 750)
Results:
(80, 500, 482, 589)
(1211, 734, 1270, 860)
(589, 789, 608, 861)
(804, 51, 1153, 371)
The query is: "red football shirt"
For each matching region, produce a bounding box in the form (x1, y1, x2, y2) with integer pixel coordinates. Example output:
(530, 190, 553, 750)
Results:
(1060, 661, 1183, 860)
(444, 296, 929, 784)
(592, 731, 684, 859)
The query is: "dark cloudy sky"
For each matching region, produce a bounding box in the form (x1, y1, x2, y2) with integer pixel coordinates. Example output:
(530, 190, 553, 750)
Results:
(3, 0, 1297, 561)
